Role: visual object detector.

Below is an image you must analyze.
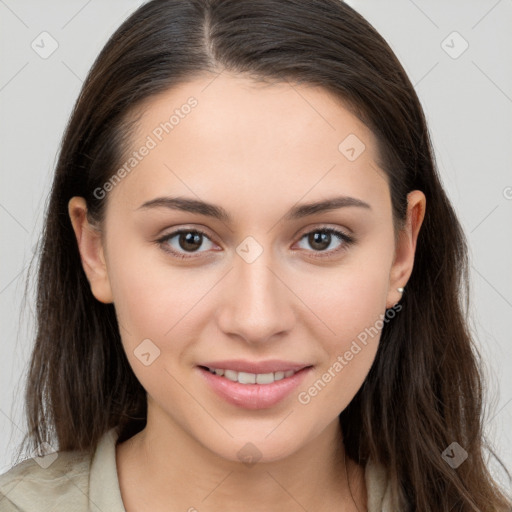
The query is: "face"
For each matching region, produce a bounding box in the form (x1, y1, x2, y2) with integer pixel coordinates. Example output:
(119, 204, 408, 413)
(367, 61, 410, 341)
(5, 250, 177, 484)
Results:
(70, 71, 424, 464)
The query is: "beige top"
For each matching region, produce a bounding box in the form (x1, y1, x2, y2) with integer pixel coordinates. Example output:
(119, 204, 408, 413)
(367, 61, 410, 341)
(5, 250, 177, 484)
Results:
(0, 427, 394, 511)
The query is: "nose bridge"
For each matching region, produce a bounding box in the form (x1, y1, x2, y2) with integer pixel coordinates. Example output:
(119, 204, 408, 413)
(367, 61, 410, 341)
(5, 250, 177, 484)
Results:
(216, 244, 293, 344)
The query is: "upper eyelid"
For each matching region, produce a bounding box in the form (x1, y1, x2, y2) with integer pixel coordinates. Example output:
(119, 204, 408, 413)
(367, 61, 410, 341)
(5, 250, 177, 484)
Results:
(158, 226, 215, 243)
(158, 224, 351, 242)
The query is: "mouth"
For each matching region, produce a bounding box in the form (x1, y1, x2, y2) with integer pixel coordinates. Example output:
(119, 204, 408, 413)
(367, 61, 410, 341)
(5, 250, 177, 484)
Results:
(197, 361, 313, 409)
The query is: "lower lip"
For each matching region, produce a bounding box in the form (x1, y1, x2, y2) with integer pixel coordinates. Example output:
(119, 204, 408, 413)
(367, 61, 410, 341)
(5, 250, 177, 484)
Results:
(197, 366, 312, 410)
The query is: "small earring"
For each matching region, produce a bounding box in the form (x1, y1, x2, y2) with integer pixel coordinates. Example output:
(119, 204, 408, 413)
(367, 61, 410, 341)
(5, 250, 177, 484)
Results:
(397, 287, 404, 293)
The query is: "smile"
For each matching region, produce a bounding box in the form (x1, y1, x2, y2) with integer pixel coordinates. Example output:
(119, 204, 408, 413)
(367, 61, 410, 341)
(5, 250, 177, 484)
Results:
(204, 367, 297, 384)
(197, 363, 313, 410)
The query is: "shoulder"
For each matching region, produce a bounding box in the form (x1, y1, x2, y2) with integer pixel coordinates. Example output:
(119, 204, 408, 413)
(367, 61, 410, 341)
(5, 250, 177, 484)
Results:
(365, 458, 395, 512)
(0, 448, 92, 512)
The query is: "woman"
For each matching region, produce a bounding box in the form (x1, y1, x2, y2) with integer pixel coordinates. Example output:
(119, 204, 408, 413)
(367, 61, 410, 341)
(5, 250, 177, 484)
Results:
(1, 0, 510, 510)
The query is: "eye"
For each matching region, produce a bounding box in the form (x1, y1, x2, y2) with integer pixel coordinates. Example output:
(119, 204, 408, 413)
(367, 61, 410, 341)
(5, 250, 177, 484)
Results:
(295, 227, 355, 258)
(157, 226, 355, 261)
(157, 228, 217, 259)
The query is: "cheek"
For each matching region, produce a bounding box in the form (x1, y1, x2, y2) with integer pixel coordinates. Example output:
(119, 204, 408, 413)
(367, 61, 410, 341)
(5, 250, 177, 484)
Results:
(292, 247, 392, 412)
(294, 279, 385, 417)
(291, 243, 391, 348)
(104, 232, 195, 353)
(105, 248, 206, 408)
(106, 221, 197, 323)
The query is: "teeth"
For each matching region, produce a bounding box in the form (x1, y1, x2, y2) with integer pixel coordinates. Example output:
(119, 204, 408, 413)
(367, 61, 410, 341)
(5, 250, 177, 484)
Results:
(206, 367, 298, 384)
(238, 371, 256, 384)
(224, 369, 238, 381)
(256, 372, 274, 384)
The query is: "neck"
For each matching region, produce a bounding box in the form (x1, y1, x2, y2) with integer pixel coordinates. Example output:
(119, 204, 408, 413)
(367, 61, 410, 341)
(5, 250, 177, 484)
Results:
(116, 410, 367, 512)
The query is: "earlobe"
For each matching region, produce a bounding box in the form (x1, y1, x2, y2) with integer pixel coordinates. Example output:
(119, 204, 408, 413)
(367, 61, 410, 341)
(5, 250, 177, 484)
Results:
(68, 197, 113, 304)
(386, 190, 426, 309)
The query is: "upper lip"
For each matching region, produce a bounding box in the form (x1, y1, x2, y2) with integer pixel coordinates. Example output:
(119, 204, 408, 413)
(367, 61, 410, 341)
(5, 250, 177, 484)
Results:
(199, 359, 312, 374)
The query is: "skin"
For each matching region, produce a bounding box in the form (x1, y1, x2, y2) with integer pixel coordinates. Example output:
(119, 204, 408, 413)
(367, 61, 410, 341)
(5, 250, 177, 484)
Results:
(69, 71, 425, 511)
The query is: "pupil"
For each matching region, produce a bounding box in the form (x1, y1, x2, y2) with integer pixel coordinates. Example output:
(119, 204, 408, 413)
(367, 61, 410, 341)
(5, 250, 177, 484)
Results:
(180, 232, 202, 251)
(310, 231, 330, 251)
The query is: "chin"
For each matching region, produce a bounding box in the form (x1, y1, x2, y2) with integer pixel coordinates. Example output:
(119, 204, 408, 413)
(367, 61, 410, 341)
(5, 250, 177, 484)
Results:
(193, 418, 319, 466)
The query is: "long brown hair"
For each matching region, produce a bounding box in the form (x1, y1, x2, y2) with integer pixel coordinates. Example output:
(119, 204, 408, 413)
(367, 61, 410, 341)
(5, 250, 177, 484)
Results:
(15, 0, 511, 509)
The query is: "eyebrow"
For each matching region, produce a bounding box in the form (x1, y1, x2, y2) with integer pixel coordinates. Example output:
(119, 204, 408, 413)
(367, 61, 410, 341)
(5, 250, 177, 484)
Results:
(137, 195, 371, 222)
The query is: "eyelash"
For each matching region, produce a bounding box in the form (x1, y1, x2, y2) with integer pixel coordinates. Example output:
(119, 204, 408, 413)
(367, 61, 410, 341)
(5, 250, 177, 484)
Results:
(156, 226, 355, 260)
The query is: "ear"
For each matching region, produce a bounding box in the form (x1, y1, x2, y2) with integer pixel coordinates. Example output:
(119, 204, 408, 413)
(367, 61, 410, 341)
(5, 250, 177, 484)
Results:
(68, 196, 113, 304)
(386, 190, 426, 309)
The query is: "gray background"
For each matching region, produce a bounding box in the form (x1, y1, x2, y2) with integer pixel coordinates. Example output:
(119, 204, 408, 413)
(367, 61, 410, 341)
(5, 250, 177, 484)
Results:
(1, 0, 511, 487)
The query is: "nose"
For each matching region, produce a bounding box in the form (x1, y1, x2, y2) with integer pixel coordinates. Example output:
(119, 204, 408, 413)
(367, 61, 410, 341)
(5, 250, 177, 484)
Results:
(215, 249, 295, 346)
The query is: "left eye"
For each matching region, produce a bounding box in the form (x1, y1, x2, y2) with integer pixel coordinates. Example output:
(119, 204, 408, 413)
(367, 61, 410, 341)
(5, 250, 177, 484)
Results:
(295, 228, 354, 256)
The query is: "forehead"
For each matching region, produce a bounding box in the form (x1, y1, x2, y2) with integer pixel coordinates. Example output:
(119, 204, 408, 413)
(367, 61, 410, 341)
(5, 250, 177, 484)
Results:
(109, 71, 389, 217)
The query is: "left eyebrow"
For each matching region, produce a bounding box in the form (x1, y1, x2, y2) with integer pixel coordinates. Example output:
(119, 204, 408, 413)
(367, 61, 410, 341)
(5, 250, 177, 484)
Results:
(137, 195, 372, 224)
(283, 195, 371, 221)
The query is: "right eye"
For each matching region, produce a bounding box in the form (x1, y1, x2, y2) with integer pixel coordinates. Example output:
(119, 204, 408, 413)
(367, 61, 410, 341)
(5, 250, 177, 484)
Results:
(157, 228, 218, 259)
